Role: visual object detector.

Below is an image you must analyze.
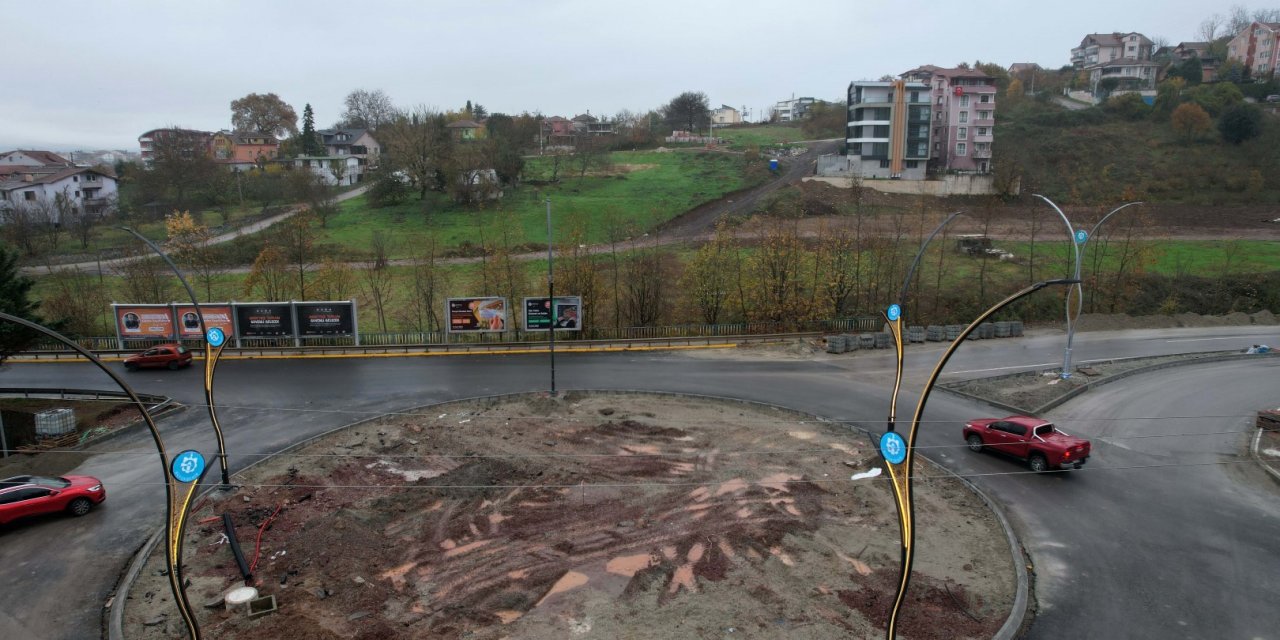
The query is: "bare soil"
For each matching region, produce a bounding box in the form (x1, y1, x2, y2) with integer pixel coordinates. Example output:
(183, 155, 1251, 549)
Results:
(0, 399, 138, 477)
(123, 392, 1015, 639)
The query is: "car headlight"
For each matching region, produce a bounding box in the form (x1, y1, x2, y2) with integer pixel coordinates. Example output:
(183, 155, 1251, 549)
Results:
(87, 485, 102, 492)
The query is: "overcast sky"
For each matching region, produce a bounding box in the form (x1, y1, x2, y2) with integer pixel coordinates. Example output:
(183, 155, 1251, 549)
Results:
(2, 0, 1225, 151)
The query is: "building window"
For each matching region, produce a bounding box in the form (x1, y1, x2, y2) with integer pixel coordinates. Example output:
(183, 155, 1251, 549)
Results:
(980, 95, 991, 103)
(936, 112, 943, 121)
(879, 160, 891, 169)
(979, 110, 992, 120)
(933, 142, 940, 151)
(24, 191, 36, 200)
(958, 127, 967, 140)
(956, 143, 967, 156)
(910, 91, 920, 102)
(959, 111, 969, 123)
(978, 127, 989, 136)
(75, 190, 81, 197)
(960, 95, 970, 107)
(906, 160, 919, 169)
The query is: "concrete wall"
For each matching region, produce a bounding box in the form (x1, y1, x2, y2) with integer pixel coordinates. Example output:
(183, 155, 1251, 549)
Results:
(803, 173, 1013, 196)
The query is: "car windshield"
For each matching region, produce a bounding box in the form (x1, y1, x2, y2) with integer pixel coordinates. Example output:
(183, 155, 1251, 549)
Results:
(175, 346, 187, 354)
(0, 476, 70, 488)
(1034, 424, 1056, 437)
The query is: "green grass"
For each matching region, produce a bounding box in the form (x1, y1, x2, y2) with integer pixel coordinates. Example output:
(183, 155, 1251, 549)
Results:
(38, 205, 268, 263)
(317, 150, 759, 259)
(993, 239, 1280, 277)
(716, 125, 808, 150)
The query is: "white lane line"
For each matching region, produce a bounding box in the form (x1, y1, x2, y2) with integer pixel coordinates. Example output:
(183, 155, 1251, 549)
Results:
(1164, 337, 1254, 343)
(945, 362, 1057, 375)
(850, 468, 882, 481)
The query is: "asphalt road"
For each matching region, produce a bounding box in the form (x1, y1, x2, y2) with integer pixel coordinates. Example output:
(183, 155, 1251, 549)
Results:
(1, 324, 1278, 639)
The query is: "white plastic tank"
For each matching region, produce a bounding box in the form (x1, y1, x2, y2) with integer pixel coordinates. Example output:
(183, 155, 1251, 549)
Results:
(34, 408, 76, 438)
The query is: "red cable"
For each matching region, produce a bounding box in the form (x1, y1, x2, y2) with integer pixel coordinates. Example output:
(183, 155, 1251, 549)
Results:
(248, 504, 283, 575)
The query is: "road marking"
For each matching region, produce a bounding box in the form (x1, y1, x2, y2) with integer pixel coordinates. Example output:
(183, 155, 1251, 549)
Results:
(1163, 337, 1252, 343)
(947, 360, 1054, 373)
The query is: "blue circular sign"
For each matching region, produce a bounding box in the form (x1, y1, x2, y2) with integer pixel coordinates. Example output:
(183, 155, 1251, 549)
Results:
(171, 450, 206, 483)
(880, 432, 907, 465)
(206, 327, 225, 347)
(886, 304, 901, 322)
(1074, 229, 1088, 244)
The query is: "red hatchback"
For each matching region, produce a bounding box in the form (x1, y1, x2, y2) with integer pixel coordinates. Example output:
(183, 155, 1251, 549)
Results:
(0, 475, 106, 526)
(124, 343, 193, 371)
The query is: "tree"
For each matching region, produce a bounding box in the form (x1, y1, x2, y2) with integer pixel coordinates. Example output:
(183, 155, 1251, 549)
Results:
(1104, 93, 1151, 121)
(41, 267, 110, 337)
(230, 93, 298, 137)
(1166, 55, 1204, 85)
(0, 243, 45, 361)
(662, 91, 711, 133)
(680, 222, 736, 324)
(142, 128, 219, 210)
(118, 246, 174, 303)
(1219, 104, 1264, 144)
(360, 234, 396, 331)
(299, 103, 324, 156)
(275, 213, 318, 298)
(338, 89, 395, 130)
(367, 168, 409, 208)
(400, 235, 448, 333)
(800, 101, 845, 139)
(1198, 14, 1224, 42)
(313, 256, 356, 301)
(1151, 78, 1186, 121)
(165, 210, 223, 300)
(1171, 103, 1212, 142)
(243, 244, 292, 300)
(381, 107, 453, 202)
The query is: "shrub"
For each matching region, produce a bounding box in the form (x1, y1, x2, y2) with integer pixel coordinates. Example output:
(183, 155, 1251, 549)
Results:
(1219, 104, 1264, 144)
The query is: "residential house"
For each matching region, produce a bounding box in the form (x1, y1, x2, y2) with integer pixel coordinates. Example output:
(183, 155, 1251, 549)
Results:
(0, 154, 118, 222)
(211, 131, 280, 171)
(138, 128, 214, 166)
(774, 96, 817, 122)
(1086, 58, 1159, 95)
(711, 105, 742, 126)
(843, 80, 931, 180)
(1071, 32, 1152, 69)
(315, 128, 381, 181)
(1227, 21, 1280, 78)
(447, 119, 484, 141)
(290, 155, 361, 187)
(901, 65, 996, 174)
(571, 113, 614, 135)
(1157, 42, 1219, 82)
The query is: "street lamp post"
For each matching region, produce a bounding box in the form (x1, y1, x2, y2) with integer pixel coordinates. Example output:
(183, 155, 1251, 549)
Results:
(545, 198, 556, 395)
(1032, 196, 1142, 379)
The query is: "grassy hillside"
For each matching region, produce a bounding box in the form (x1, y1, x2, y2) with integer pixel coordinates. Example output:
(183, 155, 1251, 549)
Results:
(999, 100, 1280, 205)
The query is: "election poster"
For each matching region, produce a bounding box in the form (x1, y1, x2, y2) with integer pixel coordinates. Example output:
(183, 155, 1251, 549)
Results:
(173, 304, 234, 338)
(295, 302, 356, 337)
(114, 304, 175, 340)
(234, 303, 294, 337)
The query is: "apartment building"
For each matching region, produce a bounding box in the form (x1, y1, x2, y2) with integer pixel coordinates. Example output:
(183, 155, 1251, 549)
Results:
(0, 150, 118, 221)
(1227, 21, 1280, 77)
(1071, 32, 1152, 69)
(774, 96, 816, 122)
(902, 65, 996, 174)
(712, 105, 742, 126)
(844, 80, 931, 179)
(138, 128, 214, 166)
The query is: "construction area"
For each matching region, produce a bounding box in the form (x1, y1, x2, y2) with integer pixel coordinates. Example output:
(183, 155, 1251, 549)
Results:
(123, 392, 1016, 639)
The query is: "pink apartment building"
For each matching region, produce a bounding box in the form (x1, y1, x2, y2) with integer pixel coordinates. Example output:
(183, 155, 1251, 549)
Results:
(1227, 21, 1280, 78)
(902, 65, 996, 174)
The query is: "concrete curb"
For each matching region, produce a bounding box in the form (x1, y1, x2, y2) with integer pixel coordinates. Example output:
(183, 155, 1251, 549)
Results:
(110, 388, 1028, 640)
(1250, 427, 1280, 486)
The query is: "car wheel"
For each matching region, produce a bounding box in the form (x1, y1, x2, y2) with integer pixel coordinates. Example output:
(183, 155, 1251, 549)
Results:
(125, 362, 138, 372)
(68, 498, 93, 517)
(1028, 455, 1048, 473)
(966, 434, 984, 453)
(167, 360, 180, 371)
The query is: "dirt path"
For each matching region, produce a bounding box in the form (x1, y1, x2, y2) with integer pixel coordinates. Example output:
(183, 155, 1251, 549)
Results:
(123, 392, 1015, 640)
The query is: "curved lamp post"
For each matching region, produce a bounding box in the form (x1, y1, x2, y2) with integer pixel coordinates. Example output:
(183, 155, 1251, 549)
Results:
(0, 312, 202, 639)
(1031, 197, 1142, 379)
(121, 227, 231, 486)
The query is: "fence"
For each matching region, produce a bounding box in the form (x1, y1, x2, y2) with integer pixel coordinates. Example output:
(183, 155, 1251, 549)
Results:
(26, 316, 885, 353)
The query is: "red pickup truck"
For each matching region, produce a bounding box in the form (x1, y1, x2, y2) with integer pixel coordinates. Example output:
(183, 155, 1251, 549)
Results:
(963, 415, 1091, 473)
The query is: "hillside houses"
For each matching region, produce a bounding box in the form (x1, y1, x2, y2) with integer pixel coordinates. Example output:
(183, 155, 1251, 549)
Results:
(0, 149, 118, 223)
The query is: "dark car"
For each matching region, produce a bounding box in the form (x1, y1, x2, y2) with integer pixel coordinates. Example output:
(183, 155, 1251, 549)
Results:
(963, 415, 1091, 472)
(124, 343, 193, 371)
(0, 475, 106, 525)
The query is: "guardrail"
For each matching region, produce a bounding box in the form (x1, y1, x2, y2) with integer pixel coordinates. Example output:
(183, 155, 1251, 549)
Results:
(0, 388, 174, 414)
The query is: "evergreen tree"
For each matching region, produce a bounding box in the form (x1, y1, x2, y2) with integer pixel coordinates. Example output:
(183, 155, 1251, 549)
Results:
(0, 244, 47, 361)
(301, 103, 324, 156)
(465, 100, 473, 115)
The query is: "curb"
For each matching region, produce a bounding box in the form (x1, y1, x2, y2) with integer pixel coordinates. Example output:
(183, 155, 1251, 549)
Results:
(1250, 427, 1280, 486)
(110, 388, 1028, 640)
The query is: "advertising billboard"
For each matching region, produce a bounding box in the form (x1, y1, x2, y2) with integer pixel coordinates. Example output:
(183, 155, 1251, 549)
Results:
(173, 304, 234, 339)
(523, 296, 582, 331)
(114, 305, 175, 340)
(234, 303, 294, 337)
(447, 297, 508, 332)
(295, 302, 356, 336)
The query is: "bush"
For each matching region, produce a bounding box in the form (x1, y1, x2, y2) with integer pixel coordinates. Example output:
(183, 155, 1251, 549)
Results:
(367, 170, 410, 208)
(1219, 104, 1264, 144)
(1103, 93, 1151, 121)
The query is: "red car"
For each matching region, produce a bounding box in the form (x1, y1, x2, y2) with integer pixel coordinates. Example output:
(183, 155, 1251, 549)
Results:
(963, 415, 1091, 473)
(124, 343, 193, 371)
(0, 475, 106, 525)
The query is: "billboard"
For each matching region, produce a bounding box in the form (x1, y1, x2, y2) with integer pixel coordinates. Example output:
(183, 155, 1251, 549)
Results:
(295, 302, 356, 337)
(234, 303, 294, 337)
(173, 304, 234, 338)
(523, 296, 582, 331)
(114, 305, 175, 340)
(448, 297, 508, 332)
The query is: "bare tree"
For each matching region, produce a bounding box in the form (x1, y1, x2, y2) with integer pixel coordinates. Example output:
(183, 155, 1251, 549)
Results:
(400, 235, 448, 333)
(1199, 13, 1224, 41)
(339, 89, 396, 130)
(622, 242, 667, 327)
(381, 107, 452, 203)
(118, 247, 174, 303)
(680, 222, 736, 324)
(312, 256, 356, 301)
(2, 201, 50, 256)
(276, 213, 317, 299)
(1228, 5, 1253, 35)
(243, 244, 292, 300)
(40, 267, 111, 336)
(165, 210, 224, 300)
(360, 237, 397, 332)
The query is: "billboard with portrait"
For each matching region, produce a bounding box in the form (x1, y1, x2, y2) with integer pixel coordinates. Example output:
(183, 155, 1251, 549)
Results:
(173, 304, 234, 339)
(295, 301, 356, 336)
(234, 303, 294, 337)
(114, 304, 175, 340)
(447, 297, 508, 332)
(523, 296, 582, 331)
